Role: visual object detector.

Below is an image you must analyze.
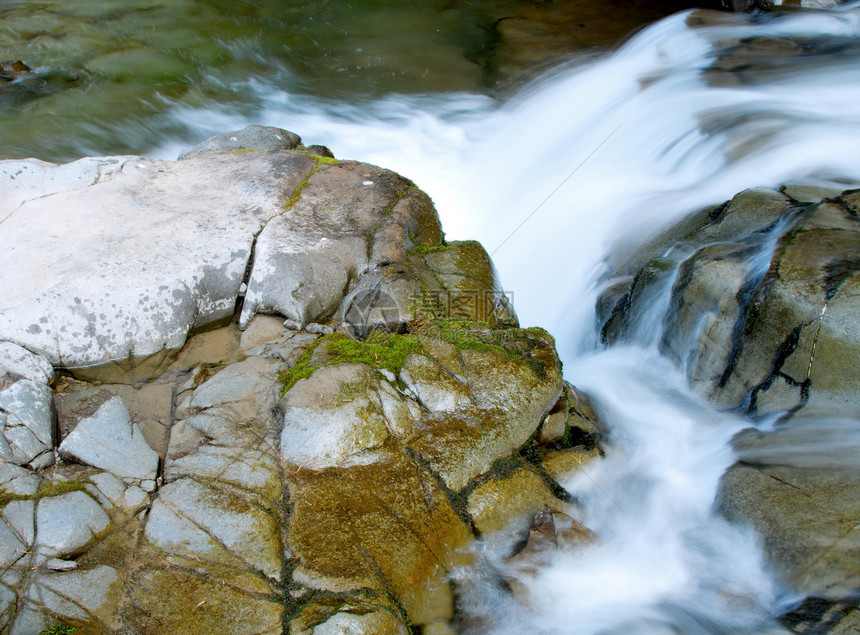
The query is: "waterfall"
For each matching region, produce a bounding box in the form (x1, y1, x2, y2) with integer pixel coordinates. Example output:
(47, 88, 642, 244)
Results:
(153, 3, 860, 631)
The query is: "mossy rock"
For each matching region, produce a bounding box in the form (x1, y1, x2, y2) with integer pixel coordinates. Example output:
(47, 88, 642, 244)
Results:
(408, 240, 517, 327)
(285, 448, 473, 626)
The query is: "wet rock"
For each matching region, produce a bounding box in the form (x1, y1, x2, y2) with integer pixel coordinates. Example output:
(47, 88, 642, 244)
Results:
(304, 144, 335, 159)
(59, 396, 158, 480)
(467, 467, 572, 537)
(781, 178, 853, 204)
(408, 240, 518, 327)
(542, 447, 601, 483)
(603, 180, 860, 612)
(286, 448, 473, 625)
(509, 507, 596, 567)
(598, 184, 860, 420)
(406, 340, 562, 491)
(718, 424, 860, 598)
(780, 595, 860, 634)
(487, 0, 711, 84)
(0, 130, 602, 632)
(338, 268, 422, 337)
(178, 125, 301, 160)
(399, 353, 473, 413)
(370, 188, 443, 267)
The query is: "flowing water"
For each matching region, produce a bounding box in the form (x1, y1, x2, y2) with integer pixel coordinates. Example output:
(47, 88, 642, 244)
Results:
(5, 1, 860, 632)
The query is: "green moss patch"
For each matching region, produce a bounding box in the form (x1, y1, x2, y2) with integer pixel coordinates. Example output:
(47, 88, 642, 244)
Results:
(409, 298, 553, 380)
(39, 625, 79, 635)
(0, 480, 94, 510)
(308, 153, 338, 165)
(279, 332, 424, 395)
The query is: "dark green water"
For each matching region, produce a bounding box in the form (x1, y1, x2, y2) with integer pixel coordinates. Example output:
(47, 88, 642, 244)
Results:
(0, 0, 691, 162)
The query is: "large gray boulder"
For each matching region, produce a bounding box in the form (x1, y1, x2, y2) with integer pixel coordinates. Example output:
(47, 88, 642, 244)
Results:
(0, 150, 315, 370)
(35, 491, 110, 560)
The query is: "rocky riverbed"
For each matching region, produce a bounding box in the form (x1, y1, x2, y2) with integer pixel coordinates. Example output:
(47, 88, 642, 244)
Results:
(0, 126, 603, 633)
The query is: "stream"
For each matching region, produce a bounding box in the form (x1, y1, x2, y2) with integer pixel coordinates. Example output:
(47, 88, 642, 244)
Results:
(5, 1, 860, 632)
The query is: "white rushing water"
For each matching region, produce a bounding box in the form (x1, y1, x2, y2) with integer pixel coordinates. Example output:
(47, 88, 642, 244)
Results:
(157, 4, 860, 632)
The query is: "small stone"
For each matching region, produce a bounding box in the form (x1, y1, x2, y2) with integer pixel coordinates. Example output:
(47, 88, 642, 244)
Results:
(538, 395, 568, 444)
(84, 483, 113, 509)
(35, 491, 110, 559)
(0, 380, 54, 464)
(305, 323, 333, 335)
(239, 315, 287, 351)
(140, 480, 155, 493)
(305, 144, 335, 158)
(189, 358, 279, 412)
(42, 558, 78, 571)
(0, 463, 40, 496)
(59, 397, 158, 480)
(312, 610, 408, 634)
(542, 448, 601, 483)
(173, 393, 193, 420)
(88, 472, 126, 506)
(123, 485, 147, 508)
(467, 467, 570, 537)
(399, 354, 472, 412)
(27, 451, 54, 470)
(377, 368, 396, 383)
